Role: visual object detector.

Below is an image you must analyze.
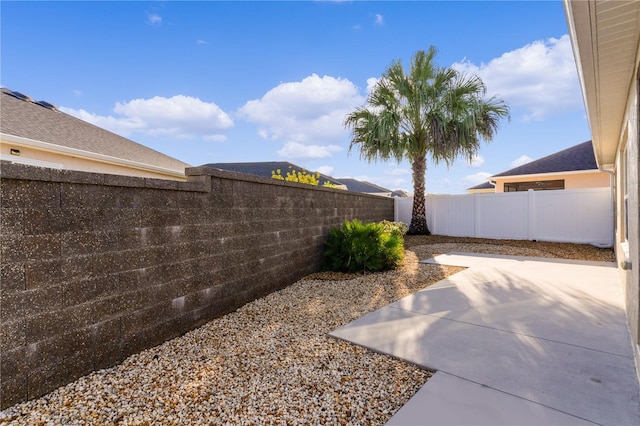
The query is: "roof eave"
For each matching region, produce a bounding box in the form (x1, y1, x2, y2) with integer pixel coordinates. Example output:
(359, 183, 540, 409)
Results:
(564, 0, 640, 167)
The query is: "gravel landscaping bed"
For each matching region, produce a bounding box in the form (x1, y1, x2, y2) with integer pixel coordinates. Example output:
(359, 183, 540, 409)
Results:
(0, 237, 614, 425)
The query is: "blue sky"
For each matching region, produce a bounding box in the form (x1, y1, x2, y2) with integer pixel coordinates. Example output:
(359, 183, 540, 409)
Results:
(1, 1, 591, 193)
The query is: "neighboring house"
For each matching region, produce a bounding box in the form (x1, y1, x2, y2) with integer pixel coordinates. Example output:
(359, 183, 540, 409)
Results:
(565, 0, 640, 380)
(0, 88, 189, 180)
(467, 141, 610, 193)
(336, 178, 394, 196)
(202, 161, 347, 188)
(466, 181, 495, 194)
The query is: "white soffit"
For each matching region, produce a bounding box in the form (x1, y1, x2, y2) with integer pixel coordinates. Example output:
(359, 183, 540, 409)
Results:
(565, 0, 640, 166)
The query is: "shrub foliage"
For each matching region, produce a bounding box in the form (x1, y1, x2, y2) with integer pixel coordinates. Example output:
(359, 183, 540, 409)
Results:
(271, 167, 341, 188)
(323, 219, 405, 273)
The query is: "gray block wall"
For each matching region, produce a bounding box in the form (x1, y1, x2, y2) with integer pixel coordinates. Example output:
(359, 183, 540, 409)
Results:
(0, 163, 394, 409)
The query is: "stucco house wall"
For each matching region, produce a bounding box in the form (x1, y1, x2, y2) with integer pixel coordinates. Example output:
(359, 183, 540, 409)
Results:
(494, 171, 610, 192)
(0, 88, 189, 182)
(564, 0, 640, 382)
(614, 50, 639, 358)
(0, 140, 186, 181)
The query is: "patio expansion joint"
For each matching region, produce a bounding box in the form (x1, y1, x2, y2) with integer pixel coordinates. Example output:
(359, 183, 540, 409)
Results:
(387, 305, 635, 360)
(430, 371, 602, 426)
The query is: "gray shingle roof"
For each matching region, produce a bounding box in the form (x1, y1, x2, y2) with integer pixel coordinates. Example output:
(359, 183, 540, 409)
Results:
(493, 141, 597, 177)
(467, 181, 495, 190)
(465, 141, 598, 191)
(337, 178, 392, 194)
(1, 88, 190, 173)
(201, 161, 343, 186)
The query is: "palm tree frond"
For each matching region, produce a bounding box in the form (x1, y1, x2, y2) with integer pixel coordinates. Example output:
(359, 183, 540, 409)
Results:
(344, 47, 510, 233)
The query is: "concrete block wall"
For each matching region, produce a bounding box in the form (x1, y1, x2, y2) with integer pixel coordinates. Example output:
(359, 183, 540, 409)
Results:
(0, 163, 394, 409)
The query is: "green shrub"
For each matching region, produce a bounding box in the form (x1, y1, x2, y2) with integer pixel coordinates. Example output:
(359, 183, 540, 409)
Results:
(323, 219, 405, 273)
(379, 220, 408, 238)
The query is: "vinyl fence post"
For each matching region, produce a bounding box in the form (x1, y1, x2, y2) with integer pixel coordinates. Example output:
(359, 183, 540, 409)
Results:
(473, 192, 480, 238)
(394, 197, 398, 223)
(528, 189, 535, 241)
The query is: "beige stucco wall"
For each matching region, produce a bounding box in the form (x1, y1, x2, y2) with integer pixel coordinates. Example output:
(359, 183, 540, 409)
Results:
(493, 171, 610, 192)
(0, 141, 186, 181)
(466, 187, 494, 194)
(614, 50, 640, 364)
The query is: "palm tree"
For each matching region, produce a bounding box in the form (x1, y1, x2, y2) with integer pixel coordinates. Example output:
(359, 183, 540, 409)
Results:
(345, 47, 510, 234)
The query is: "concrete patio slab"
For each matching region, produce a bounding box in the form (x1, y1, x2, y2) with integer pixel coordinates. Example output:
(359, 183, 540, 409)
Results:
(329, 253, 640, 425)
(388, 282, 631, 356)
(386, 372, 596, 426)
(420, 253, 491, 267)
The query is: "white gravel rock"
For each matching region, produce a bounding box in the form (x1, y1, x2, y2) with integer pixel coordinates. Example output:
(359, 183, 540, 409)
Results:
(1, 243, 562, 425)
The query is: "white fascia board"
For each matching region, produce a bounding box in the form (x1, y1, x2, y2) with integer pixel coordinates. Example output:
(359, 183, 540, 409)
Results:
(1, 132, 185, 178)
(490, 169, 603, 181)
(0, 154, 64, 169)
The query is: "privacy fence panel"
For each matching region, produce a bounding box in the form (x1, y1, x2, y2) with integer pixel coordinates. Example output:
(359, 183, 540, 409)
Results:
(475, 192, 529, 240)
(531, 188, 613, 244)
(429, 195, 474, 237)
(396, 188, 613, 246)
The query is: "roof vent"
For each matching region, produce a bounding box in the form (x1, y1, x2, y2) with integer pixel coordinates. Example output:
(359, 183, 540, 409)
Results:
(35, 100, 59, 112)
(7, 90, 34, 102)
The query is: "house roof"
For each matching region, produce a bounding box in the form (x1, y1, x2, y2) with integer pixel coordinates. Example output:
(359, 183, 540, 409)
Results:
(337, 178, 392, 194)
(0, 88, 190, 174)
(465, 141, 599, 191)
(201, 161, 343, 186)
(390, 189, 411, 198)
(493, 141, 597, 178)
(467, 181, 494, 191)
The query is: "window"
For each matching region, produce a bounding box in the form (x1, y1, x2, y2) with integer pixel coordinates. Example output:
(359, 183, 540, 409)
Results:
(503, 180, 565, 192)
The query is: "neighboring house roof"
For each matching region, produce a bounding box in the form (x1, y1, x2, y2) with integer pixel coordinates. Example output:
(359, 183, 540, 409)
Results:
(493, 141, 597, 178)
(337, 178, 392, 194)
(203, 161, 406, 195)
(0, 88, 190, 175)
(201, 161, 343, 186)
(465, 141, 599, 191)
(467, 181, 494, 191)
(390, 189, 411, 198)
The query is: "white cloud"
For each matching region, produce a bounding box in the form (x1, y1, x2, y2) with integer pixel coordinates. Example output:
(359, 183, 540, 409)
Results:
(59, 107, 146, 136)
(316, 165, 334, 176)
(61, 95, 233, 141)
(427, 177, 452, 194)
(467, 154, 485, 168)
(462, 172, 492, 187)
(277, 141, 343, 160)
(196, 39, 207, 45)
(452, 35, 582, 120)
(73, 89, 82, 96)
(147, 13, 162, 25)
(384, 166, 411, 176)
(375, 14, 384, 25)
(366, 77, 379, 95)
(510, 154, 534, 168)
(239, 74, 363, 143)
(204, 134, 228, 142)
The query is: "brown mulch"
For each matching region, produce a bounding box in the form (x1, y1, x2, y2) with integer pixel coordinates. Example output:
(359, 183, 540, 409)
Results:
(404, 235, 615, 263)
(306, 234, 615, 281)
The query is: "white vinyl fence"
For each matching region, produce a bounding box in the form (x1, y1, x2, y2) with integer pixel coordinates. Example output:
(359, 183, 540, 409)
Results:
(394, 188, 613, 246)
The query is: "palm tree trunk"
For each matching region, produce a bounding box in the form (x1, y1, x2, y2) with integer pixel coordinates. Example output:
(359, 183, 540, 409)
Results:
(408, 155, 431, 235)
